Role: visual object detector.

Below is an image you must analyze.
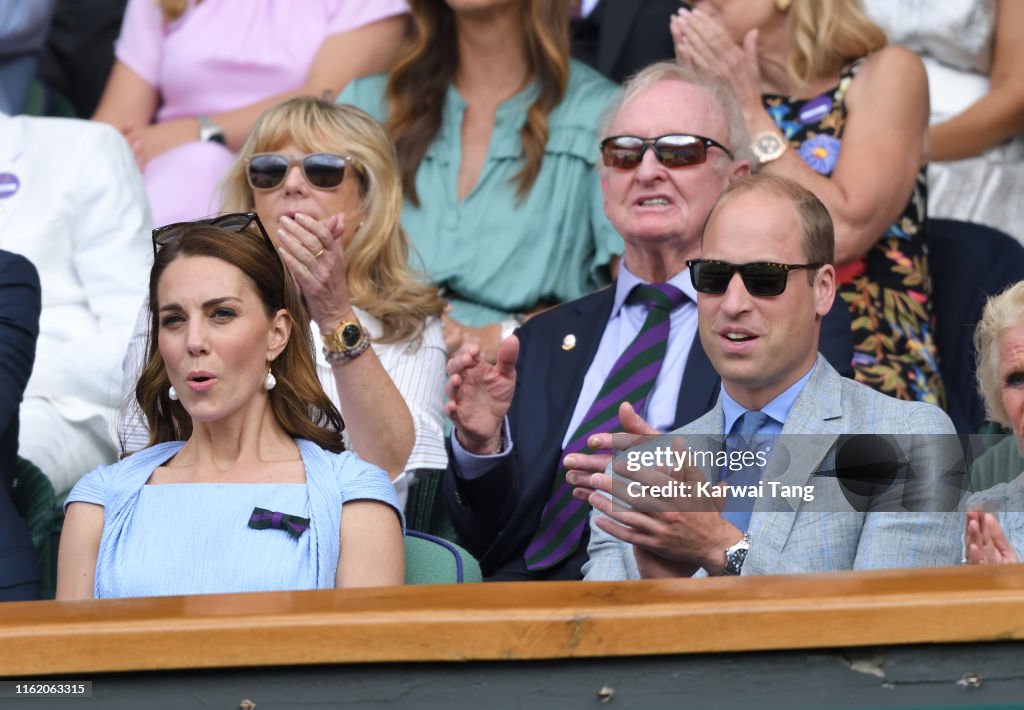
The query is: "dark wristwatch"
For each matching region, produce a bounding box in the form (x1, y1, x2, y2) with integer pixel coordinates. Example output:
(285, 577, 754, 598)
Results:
(722, 532, 751, 576)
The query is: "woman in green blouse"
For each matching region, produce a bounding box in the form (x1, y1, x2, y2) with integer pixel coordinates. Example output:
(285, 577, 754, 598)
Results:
(340, 0, 621, 360)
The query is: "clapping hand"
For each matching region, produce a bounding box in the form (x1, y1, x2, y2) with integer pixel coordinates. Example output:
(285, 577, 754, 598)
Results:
(446, 336, 519, 455)
(965, 510, 1020, 564)
(670, 6, 764, 120)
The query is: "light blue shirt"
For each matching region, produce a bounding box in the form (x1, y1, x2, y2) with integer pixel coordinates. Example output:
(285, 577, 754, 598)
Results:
(453, 260, 699, 477)
(339, 60, 622, 326)
(720, 362, 817, 440)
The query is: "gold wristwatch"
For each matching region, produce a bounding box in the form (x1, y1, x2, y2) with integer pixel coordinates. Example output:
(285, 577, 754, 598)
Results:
(321, 320, 370, 364)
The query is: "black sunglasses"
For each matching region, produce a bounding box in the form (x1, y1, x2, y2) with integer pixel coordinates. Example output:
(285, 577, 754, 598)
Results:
(245, 152, 356, 191)
(600, 133, 734, 169)
(686, 259, 824, 297)
(151, 212, 275, 258)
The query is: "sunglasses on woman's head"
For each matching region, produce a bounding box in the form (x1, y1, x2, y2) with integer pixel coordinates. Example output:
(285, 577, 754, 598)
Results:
(151, 212, 275, 258)
(686, 259, 824, 297)
(245, 152, 356, 191)
(600, 133, 734, 169)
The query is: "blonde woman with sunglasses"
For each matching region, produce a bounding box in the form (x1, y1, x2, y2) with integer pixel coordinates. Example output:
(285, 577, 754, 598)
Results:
(120, 98, 447, 509)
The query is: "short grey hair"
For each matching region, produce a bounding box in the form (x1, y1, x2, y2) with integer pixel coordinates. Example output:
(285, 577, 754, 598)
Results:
(975, 281, 1024, 427)
(598, 62, 755, 168)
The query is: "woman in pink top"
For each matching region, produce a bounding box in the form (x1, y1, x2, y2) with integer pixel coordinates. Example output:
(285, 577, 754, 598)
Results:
(92, 0, 408, 225)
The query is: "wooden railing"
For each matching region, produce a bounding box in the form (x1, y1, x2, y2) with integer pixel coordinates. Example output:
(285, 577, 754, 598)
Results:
(2, 564, 1023, 677)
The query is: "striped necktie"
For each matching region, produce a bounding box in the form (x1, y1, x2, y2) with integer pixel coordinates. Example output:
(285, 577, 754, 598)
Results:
(720, 410, 771, 533)
(524, 283, 688, 571)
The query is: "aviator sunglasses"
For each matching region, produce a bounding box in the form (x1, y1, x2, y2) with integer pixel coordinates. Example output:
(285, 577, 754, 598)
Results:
(151, 212, 275, 258)
(245, 152, 357, 191)
(686, 259, 825, 297)
(600, 133, 734, 169)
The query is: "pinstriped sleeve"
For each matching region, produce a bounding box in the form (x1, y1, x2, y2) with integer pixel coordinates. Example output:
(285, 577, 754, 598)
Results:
(385, 317, 448, 474)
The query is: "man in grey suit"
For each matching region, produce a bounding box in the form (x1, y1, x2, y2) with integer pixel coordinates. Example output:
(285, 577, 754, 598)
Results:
(573, 174, 964, 580)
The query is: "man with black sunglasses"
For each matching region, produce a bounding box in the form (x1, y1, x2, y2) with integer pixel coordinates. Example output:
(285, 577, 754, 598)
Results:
(579, 174, 963, 581)
(441, 63, 855, 582)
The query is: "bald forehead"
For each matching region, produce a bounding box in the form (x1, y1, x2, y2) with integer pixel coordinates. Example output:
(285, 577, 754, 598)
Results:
(608, 80, 728, 142)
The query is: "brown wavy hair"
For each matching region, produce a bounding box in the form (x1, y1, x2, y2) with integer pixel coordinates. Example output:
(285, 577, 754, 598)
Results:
(137, 223, 346, 452)
(383, 0, 570, 206)
(222, 98, 444, 343)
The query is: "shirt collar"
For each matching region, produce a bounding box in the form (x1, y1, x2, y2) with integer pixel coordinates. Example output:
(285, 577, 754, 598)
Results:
(721, 361, 817, 435)
(611, 258, 696, 318)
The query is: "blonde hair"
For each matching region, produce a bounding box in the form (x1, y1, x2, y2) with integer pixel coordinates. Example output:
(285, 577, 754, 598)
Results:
(222, 97, 444, 343)
(974, 282, 1024, 427)
(786, 0, 886, 85)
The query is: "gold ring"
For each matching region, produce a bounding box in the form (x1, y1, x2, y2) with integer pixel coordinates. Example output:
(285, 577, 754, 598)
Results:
(314, 248, 325, 259)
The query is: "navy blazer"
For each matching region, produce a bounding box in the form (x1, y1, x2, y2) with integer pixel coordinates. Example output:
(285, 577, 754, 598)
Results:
(0, 249, 42, 600)
(571, 0, 682, 83)
(443, 283, 854, 581)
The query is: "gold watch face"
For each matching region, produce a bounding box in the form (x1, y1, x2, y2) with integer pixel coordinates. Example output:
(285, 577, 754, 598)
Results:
(322, 321, 364, 352)
(753, 132, 786, 162)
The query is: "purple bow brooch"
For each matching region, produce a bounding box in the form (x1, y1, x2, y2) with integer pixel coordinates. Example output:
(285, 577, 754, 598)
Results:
(248, 507, 310, 539)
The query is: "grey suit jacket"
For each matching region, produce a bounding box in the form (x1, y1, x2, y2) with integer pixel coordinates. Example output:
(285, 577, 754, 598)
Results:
(584, 355, 966, 580)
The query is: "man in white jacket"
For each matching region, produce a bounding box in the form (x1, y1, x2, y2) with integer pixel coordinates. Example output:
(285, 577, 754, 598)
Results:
(0, 111, 151, 493)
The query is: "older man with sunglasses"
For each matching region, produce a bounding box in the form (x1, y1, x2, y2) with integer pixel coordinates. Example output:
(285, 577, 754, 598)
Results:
(577, 173, 964, 581)
(441, 63, 855, 582)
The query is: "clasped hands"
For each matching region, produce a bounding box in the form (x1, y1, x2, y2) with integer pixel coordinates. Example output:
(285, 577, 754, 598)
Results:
(670, 5, 766, 127)
(569, 402, 743, 578)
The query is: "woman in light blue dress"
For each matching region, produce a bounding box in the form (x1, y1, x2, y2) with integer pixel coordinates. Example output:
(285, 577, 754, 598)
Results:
(56, 215, 404, 599)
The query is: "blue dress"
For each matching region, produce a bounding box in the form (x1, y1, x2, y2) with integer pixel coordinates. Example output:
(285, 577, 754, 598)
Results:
(65, 440, 403, 598)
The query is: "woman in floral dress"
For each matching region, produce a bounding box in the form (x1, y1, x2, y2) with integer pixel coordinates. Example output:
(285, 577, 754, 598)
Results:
(671, 0, 943, 404)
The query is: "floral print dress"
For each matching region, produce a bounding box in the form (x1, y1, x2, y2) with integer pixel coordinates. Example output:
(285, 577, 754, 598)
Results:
(763, 59, 945, 405)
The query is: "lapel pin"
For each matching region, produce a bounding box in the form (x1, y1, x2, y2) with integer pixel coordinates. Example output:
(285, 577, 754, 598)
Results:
(562, 334, 576, 351)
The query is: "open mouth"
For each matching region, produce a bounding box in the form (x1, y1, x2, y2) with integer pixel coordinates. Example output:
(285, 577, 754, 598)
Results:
(637, 197, 670, 207)
(723, 332, 756, 343)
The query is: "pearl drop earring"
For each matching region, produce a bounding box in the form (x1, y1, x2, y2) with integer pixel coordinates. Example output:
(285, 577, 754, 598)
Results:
(168, 385, 179, 401)
(264, 366, 277, 391)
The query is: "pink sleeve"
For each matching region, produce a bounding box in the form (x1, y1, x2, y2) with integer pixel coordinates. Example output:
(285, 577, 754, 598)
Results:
(114, 0, 165, 87)
(325, 0, 409, 36)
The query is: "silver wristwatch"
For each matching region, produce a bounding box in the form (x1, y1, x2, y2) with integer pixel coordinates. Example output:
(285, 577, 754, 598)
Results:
(722, 532, 751, 576)
(196, 115, 226, 145)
